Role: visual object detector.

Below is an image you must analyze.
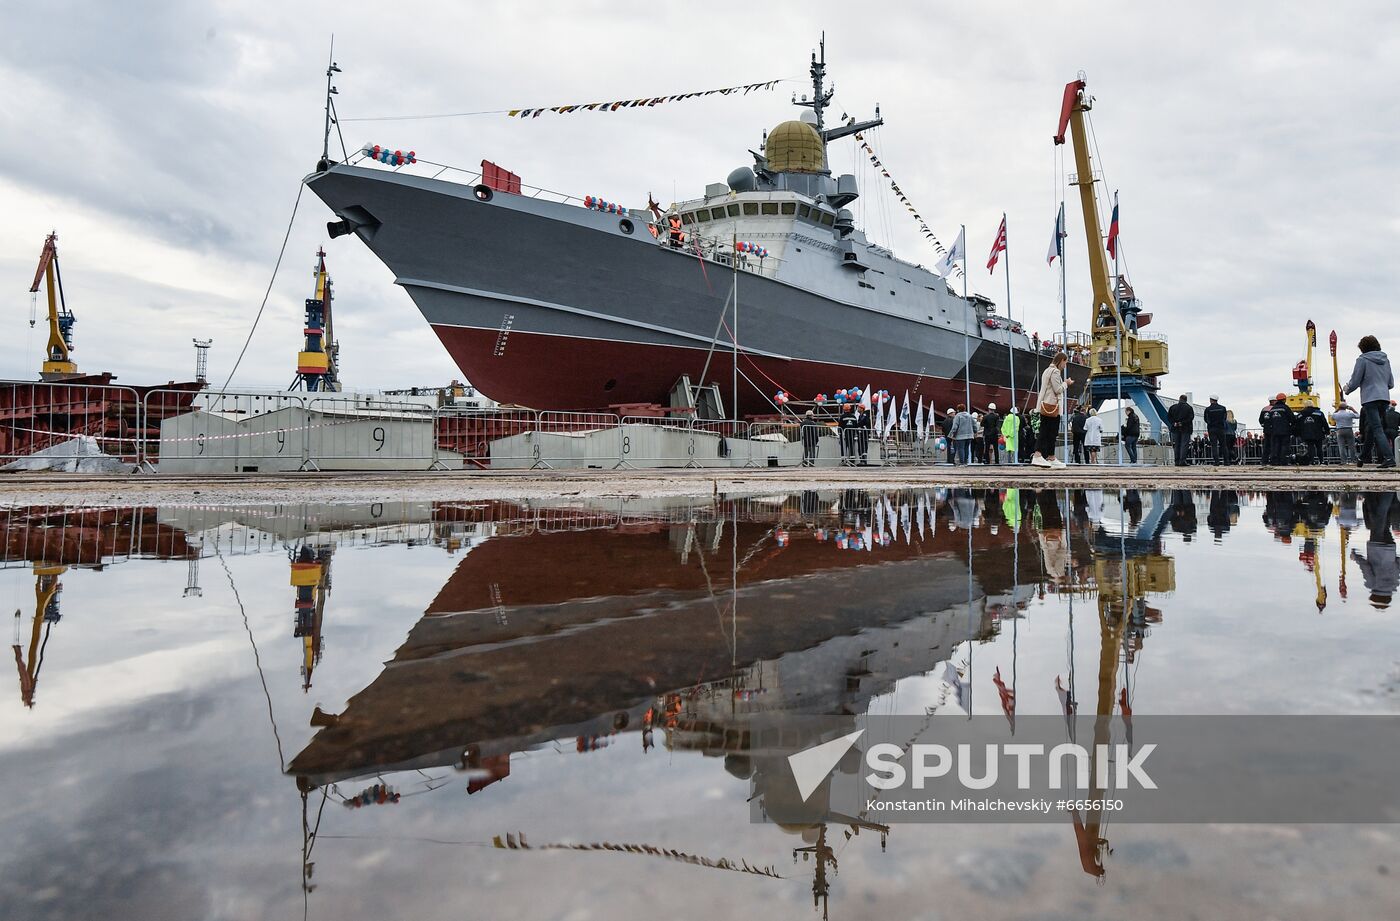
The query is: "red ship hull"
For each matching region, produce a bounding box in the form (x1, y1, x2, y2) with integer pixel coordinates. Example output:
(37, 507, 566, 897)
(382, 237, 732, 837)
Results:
(432, 325, 1078, 417)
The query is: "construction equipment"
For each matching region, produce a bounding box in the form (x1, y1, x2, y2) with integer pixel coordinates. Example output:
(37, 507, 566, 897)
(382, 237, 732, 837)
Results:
(1062, 493, 1175, 879)
(1285, 321, 1326, 412)
(28, 232, 78, 379)
(13, 563, 66, 707)
(1054, 78, 1170, 436)
(291, 544, 333, 690)
(1329, 330, 1343, 409)
(291, 248, 342, 392)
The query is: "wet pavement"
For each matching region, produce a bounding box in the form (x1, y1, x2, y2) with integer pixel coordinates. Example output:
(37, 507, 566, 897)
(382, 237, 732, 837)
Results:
(1, 489, 1398, 920)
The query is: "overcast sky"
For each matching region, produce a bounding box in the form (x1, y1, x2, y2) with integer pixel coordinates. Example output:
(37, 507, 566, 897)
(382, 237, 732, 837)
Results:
(3, 1, 1397, 412)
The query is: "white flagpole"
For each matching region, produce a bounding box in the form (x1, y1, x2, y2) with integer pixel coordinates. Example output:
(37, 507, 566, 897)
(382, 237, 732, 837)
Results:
(1113, 190, 1124, 466)
(1004, 212, 1016, 425)
(732, 236, 739, 422)
(1058, 203, 1069, 465)
(961, 223, 971, 409)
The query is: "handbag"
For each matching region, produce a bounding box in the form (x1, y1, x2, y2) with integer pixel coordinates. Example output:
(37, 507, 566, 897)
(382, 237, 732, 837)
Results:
(1040, 400, 1060, 417)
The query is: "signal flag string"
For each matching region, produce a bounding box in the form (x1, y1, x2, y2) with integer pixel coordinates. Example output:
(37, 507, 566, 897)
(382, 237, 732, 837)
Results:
(853, 132, 964, 279)
(343, 78, 788, 123)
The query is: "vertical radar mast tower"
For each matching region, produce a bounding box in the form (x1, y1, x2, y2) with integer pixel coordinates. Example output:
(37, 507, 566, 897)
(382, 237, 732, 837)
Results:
(794, 34, 835, 134)
(795, 35, 883, 159)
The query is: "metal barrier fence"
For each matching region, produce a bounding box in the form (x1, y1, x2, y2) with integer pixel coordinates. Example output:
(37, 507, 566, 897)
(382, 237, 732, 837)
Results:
(1, 380, 145, 469)
(12, 379, 1400, 473)
(146, 389, 310, 473)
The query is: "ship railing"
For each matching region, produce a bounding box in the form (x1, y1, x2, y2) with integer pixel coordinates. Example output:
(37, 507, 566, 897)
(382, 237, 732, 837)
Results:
(351, 152, 590, 207)
(0, 379, 145, 471)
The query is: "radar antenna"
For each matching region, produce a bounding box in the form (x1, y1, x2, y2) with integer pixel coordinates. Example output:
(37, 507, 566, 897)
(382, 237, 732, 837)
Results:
(793, 33, 835, 132)
(793, 35, 884, 156)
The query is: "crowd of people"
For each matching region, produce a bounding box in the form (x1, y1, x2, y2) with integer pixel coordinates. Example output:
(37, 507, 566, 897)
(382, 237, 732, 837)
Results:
(789, 335, 1398, 469)
(1251, 335, 1398, 468)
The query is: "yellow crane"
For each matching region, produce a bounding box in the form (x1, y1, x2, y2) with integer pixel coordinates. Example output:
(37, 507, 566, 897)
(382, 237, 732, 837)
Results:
(291, 545, 333, 690)
(1054, 77, 1170, 433)
(13, 563, 66, 707)
(28, 232, 78, 379)
(1286, 321, 1326, 412)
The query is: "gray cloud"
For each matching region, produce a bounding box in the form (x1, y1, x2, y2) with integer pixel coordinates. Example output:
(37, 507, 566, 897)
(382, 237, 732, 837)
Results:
(1, 1, 1396, 409)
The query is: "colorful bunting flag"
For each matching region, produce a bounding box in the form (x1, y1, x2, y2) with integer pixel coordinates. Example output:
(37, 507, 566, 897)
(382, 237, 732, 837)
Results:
(505, 79, 781, 118)
(854, 132, 959, 271)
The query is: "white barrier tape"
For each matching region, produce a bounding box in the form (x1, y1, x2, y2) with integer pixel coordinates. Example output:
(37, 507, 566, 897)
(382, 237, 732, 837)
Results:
(1, 423, 136, 445)
(6, 411, 426, 449)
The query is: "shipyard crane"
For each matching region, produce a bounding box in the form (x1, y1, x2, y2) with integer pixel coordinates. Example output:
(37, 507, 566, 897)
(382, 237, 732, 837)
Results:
(28, 232, 79, 379)
(291, 544, 334, 690)
(13, 563, 66, 707)
(1063, 492, 1175, 879)
(291, 248, 342, 392)
(1054, 78, 1170, 436)
(1284, 321, 1342, 413)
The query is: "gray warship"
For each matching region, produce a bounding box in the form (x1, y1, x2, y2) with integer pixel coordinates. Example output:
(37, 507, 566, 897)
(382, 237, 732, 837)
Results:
(307, 43, 1078, 416)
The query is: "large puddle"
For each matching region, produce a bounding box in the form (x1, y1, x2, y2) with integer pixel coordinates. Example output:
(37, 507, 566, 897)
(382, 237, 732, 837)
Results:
(2, 490, 1398, 919)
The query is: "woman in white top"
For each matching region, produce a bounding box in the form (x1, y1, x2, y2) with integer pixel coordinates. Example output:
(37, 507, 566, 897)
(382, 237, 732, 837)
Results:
(1032, 353, 1072, 468)
(1083, 408, 1103, 464)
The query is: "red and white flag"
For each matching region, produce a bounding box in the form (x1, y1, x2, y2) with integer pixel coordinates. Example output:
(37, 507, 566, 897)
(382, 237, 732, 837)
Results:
(986, 215, 1007, 273)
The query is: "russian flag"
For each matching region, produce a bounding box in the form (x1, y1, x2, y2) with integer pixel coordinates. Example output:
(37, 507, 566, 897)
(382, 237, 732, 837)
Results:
(1106, 197, 1120, 260)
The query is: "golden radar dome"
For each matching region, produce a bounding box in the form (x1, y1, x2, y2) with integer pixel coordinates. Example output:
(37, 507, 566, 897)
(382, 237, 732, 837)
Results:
(764, 119, 826, 173)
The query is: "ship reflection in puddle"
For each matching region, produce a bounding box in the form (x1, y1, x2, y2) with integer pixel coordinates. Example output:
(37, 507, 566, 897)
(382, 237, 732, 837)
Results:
(3, 489, 1398, 920)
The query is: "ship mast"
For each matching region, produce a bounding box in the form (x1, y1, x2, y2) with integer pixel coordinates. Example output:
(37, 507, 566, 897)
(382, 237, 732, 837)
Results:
(794, 34, 834, 133)
(793, 34, 883, 164)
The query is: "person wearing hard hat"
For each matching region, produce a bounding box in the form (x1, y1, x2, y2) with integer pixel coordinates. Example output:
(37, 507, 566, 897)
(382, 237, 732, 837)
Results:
(1001, 407, 1020, 464)
(982, 402, 1001, 464)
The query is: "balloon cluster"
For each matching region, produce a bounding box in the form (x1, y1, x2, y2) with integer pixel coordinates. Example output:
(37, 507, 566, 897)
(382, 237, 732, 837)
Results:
(834, 527, 867, 551)
(814, 393, 828, 403)
(342, 783, 400, 808)
(773, 390, 790, 405)
(871, 389, 892, 404)
(365, 145, 416, 167)
(584, 195, 628, 217)
(983, 317, 1024, 333)
(735, 241, 769, 259)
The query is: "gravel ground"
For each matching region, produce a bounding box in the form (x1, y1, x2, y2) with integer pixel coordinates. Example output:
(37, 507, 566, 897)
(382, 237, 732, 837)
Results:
(4, 465, 1399, 507)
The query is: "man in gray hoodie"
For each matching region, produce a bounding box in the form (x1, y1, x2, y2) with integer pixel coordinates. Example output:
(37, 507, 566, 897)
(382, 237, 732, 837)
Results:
(1343, 335, 1396, 468)
(1352, 491, 1398, 608)
(950, 403, 976, 465)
